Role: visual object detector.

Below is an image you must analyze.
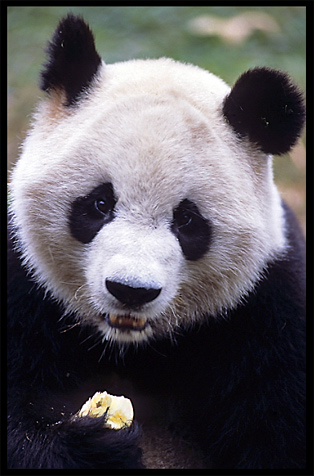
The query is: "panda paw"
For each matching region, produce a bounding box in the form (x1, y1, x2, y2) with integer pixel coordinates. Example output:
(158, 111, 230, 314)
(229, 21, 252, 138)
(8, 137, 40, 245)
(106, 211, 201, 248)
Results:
(58, 416, 144, 469)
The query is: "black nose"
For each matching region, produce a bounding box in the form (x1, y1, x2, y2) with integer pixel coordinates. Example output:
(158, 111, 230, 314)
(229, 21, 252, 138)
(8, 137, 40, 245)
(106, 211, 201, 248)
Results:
(106, 279, 161, 308)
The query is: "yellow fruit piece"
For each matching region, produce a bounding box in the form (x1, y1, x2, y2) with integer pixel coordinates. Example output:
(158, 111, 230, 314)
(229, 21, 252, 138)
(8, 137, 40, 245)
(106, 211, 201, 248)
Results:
(77, 391, 134, 430)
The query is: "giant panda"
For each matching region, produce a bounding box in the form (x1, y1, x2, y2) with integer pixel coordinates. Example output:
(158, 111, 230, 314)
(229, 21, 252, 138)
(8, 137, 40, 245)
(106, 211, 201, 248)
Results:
(7, 14, 306, 469)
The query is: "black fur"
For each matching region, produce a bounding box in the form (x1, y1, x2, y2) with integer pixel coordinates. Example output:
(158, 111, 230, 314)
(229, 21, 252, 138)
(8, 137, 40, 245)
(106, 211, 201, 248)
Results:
(171, 199, 211, 261)
(40, 14, 101, 106)
(69, 183, 116, 244)
(223, 67, 306, 155)
(7, 202, 306, 469)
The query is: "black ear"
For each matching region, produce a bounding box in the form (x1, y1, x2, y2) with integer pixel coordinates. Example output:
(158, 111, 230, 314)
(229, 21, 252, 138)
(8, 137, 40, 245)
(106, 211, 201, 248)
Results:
(40, 14, 101, 106)
(223, 67, 305, 155)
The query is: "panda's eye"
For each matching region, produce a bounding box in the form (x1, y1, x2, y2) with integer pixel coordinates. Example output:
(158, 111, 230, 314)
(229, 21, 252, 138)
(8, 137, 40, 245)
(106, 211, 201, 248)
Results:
(171, 199, 211, 261)
(69, 183, 116, 244)
(175, 210, 193, 229)
(95, 198, 110, 216)
(172, 201, 197, 231)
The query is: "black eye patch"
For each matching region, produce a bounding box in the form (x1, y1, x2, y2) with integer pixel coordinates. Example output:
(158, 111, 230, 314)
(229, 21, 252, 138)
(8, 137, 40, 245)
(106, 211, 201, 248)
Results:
(69, 183, 116, 244)
(171, 199, 211, 261)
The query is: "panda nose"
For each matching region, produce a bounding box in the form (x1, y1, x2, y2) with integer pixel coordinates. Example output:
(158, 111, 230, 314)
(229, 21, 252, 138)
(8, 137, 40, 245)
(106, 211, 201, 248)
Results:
(106, 279, 161, 308)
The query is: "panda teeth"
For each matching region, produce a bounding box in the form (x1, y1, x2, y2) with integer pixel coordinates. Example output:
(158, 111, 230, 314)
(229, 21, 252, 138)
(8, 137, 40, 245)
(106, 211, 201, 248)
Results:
(107, 314, 148, 331)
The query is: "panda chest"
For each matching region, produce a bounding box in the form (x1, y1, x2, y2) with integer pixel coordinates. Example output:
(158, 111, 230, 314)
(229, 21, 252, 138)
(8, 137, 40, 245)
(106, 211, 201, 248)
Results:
(130, 390, 206, 469)
(140, 421, 207, 469)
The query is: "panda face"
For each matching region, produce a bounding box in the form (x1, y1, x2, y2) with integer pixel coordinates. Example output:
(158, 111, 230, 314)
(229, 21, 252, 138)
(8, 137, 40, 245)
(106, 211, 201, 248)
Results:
(10, 57, 288, 345)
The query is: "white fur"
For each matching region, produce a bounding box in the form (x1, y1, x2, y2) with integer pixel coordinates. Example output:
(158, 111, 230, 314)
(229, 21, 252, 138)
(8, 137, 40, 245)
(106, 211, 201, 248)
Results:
(10, 58, 286, 344)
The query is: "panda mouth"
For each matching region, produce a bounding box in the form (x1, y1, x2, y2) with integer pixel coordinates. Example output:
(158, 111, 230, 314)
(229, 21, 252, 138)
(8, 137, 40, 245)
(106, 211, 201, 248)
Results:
(106, 314, 148, 331)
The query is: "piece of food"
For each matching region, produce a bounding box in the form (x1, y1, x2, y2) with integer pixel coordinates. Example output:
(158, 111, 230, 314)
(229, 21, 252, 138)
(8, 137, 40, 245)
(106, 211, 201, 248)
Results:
(77, 391, 134, 430)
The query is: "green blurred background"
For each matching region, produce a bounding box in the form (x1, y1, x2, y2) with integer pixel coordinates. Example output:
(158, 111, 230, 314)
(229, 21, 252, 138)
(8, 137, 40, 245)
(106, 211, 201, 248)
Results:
(7, 6, 306, 233)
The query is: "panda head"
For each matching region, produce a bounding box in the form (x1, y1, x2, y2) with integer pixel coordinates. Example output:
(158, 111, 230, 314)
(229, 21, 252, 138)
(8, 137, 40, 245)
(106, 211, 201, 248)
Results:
(10, 15, 305, 345)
